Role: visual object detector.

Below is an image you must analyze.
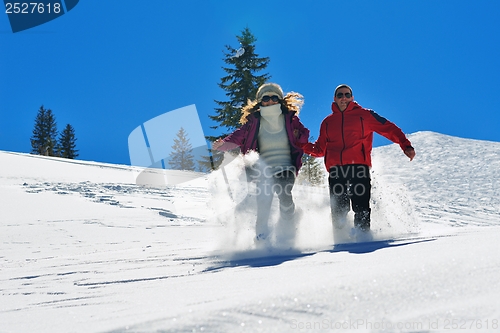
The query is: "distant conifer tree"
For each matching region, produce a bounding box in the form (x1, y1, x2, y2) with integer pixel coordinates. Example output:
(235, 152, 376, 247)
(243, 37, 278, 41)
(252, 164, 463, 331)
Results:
(57, 124, 79, 159)
(30, 105, 58, 156)
(169, 127, 195, 171)
(297, 137, 325, 186)
(297, 154, 325, 186)
(197, 149, 224, 172)
(196, 154, 214, 173)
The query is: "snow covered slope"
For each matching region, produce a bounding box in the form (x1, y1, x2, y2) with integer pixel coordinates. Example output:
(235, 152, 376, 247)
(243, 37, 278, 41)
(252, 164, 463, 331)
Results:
(373, 131, 500, 226)
(1, 131, 499, 333)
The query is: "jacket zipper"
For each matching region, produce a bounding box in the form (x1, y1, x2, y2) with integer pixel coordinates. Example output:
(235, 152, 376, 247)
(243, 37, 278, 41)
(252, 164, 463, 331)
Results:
(340, 112, 345, 165)
(360, 117, 366, 161)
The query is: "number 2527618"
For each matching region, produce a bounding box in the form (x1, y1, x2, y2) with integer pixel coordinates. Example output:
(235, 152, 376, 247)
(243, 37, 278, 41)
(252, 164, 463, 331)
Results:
(5, 2, 62, 14)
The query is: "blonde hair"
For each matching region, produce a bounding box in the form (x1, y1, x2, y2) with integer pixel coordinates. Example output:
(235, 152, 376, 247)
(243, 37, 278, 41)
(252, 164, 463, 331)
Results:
(239, 91, 304, 125)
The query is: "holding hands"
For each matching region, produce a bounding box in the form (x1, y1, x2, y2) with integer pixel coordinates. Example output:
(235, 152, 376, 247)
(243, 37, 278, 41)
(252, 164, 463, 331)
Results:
(212, 139, 224, 151)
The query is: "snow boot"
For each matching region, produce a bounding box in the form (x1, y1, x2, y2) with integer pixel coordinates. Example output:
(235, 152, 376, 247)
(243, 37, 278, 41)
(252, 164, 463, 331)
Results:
(354, 210, 370, 232)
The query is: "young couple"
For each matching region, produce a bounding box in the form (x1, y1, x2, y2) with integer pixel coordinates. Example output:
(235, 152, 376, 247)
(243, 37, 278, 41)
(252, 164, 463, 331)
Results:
(212, 83, 415, 244)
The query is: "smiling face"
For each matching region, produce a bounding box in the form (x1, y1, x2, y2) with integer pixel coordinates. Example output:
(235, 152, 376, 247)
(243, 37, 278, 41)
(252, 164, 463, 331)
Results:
(334, 87, 354, 111)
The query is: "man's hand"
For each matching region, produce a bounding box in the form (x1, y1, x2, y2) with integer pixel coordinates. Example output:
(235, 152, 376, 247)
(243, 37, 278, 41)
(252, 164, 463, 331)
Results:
(404, 147, 416, 161)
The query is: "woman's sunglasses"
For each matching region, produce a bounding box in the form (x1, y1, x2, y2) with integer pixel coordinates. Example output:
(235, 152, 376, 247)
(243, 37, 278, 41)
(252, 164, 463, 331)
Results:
(261, 95, 280, 103)
(336, 92, 352, 99)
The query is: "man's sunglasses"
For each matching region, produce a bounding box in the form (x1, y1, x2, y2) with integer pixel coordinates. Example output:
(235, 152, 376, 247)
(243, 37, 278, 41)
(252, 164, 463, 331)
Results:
(261, 95, 280, 103)
(336, 92, 352, 99)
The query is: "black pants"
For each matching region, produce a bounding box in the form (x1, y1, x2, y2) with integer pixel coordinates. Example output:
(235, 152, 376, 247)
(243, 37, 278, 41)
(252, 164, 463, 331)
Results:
(328, 164, 371, 230)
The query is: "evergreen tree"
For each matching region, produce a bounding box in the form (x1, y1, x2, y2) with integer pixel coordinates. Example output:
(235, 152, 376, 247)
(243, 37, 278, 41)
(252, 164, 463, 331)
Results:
(30, 105, 58, 156)
(169, 127, 195, 171)
(58, 124, 79, 159)
(209, 27, 271, 136)
(197, 153, 216, 173)
(297, 137, 325, 186)
(203, 27, 270, 170)
(297, 153, 325, 186)
(197, 148, 224, 172)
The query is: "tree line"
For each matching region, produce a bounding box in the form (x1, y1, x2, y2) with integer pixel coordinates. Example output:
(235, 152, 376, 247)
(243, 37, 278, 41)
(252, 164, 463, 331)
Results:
(30, 105, 78, 159)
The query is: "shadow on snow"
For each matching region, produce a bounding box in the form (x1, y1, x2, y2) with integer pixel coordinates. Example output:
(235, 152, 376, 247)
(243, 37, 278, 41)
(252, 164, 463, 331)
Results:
(205, 249, 316, 270)
(330, 237, 436, 254)
(205, 237, 437, 271)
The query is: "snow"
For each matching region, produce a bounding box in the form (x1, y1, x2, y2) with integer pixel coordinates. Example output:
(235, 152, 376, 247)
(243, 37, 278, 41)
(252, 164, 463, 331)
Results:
(1, 131, 500, 332)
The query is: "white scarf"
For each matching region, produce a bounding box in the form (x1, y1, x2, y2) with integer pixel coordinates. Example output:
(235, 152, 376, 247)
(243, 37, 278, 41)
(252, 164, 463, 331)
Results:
(260, 104, 283, 133)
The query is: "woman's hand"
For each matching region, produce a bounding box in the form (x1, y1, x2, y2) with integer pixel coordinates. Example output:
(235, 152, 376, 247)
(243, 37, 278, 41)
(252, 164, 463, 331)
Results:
(212, 139, 224, 150)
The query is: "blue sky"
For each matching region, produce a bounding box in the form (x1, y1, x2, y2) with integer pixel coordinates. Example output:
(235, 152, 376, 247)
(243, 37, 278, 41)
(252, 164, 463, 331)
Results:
(1, 0, 499, 166)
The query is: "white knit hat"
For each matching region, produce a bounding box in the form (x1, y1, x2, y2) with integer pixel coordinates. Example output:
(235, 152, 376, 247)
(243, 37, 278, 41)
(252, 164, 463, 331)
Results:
(256, 83, 284, 102)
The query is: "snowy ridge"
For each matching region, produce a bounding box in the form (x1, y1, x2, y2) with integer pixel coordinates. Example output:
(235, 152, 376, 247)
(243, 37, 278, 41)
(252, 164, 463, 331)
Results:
(1, 132, 500, 333)
(372, 131, 500, 226)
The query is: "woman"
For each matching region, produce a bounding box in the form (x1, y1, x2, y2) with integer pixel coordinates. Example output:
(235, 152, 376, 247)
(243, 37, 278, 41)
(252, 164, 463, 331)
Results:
(213, 83, 309, 244)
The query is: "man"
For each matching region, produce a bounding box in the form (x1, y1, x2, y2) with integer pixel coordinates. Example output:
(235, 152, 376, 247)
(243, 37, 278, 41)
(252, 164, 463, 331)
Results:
(299, 84, 415, 233)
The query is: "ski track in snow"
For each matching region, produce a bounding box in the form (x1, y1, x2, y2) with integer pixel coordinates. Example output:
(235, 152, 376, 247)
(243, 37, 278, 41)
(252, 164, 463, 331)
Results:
(21, 181, 196, 222)
(1, 131, 500, 333)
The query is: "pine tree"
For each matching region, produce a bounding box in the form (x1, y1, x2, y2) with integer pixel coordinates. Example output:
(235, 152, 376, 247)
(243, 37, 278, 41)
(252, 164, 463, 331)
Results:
(197, 149, 224, 172)
(297, 137, 325, 186)
(30, 105, 58, 156)
(168, 127, 195, 171)
(197, 153, 216, 173)
(203, 27, 270, 170)
(297, 154, 325, 186)
(209, 27, 271, 136)
(58, 124, 79, 159)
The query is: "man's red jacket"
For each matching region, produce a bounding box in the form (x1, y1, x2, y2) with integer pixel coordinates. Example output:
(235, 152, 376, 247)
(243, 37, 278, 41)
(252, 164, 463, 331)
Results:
(301, 101, 412, 170)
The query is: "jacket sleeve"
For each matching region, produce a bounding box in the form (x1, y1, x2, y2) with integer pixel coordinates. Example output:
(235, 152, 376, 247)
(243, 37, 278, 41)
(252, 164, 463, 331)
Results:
(215, 123, 250, 151)
(291, 116, 310, 147)
(366, 111, 412, 150)
(299, 119, 328, 157)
